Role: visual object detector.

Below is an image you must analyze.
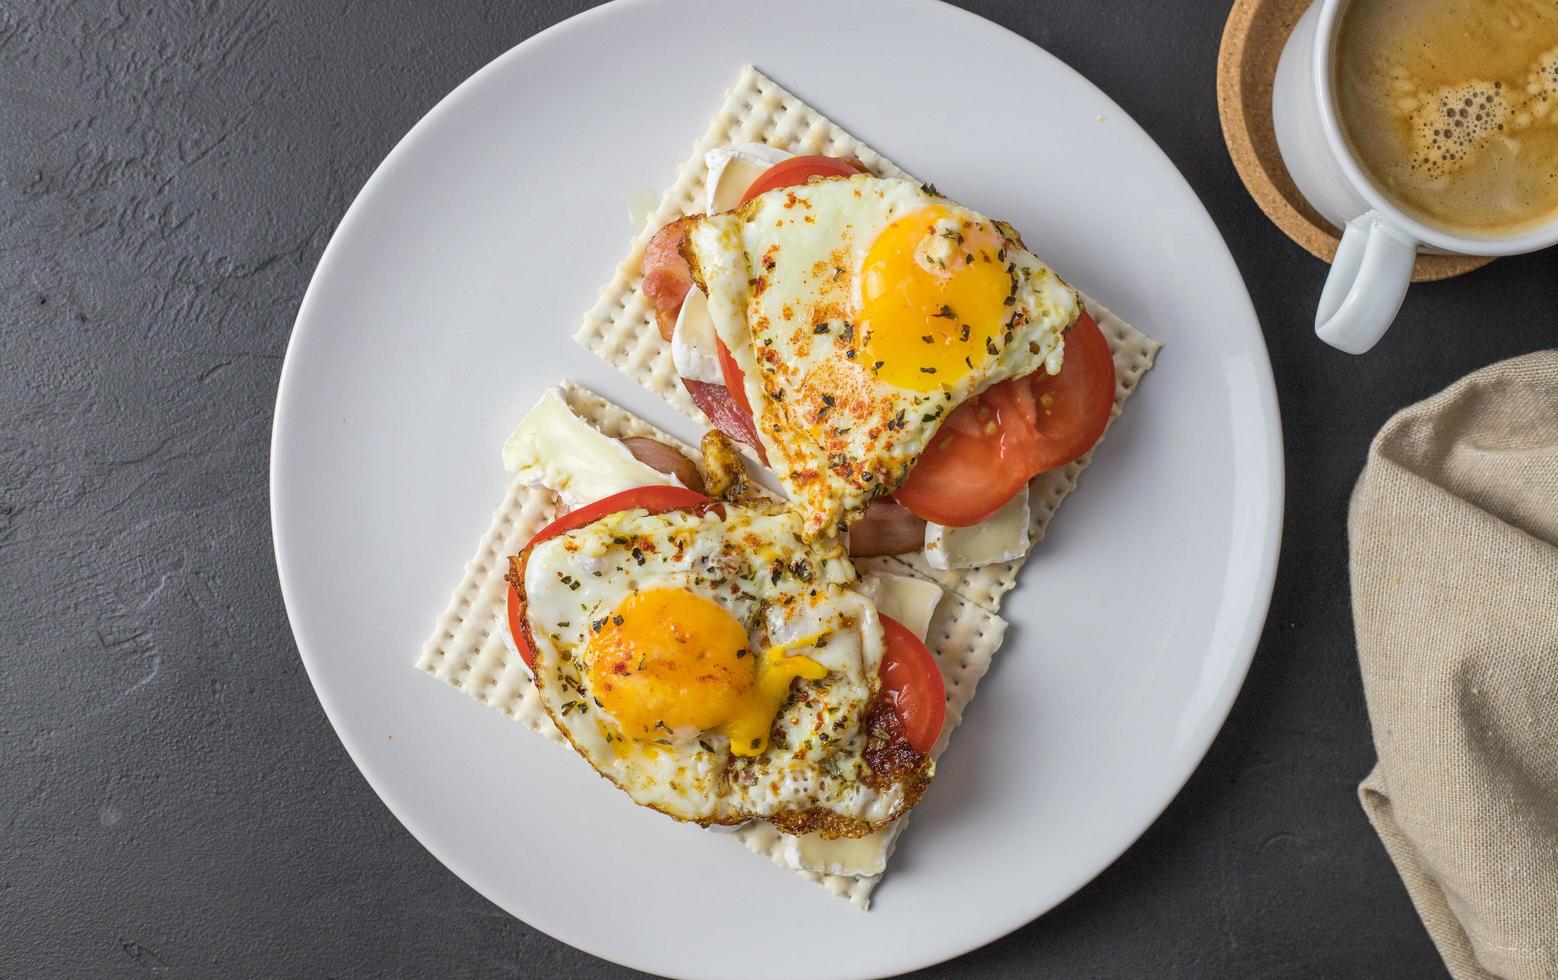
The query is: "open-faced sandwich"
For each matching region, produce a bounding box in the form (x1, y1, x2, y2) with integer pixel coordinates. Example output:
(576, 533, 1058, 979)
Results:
(421, 384, 1003, 908)
(578, 68, 1160, 612)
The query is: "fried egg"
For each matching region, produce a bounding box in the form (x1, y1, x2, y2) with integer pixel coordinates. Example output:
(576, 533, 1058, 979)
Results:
(517, 500, 931, 837)
(684, 174, 1080, 538)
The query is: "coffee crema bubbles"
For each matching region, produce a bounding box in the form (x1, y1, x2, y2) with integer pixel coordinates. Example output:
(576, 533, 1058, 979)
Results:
(1335, 0, 1558, 236)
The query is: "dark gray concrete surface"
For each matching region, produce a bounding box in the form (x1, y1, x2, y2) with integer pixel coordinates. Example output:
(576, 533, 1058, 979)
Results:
(3, 0, 1553, 976)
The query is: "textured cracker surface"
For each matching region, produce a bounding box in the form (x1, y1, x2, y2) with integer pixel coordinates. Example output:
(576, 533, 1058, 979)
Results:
(573, 67, 1161, 614)
(416, 382, 1008, 909)
(572, 66, 912, 435)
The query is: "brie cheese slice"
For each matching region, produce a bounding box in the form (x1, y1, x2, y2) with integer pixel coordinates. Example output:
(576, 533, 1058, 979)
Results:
(670, 286, 724, 383)
(923, 487, 1031, 570)
(704, 143, 793, 213)
(858, 571, 943, 642)
(501, 388, 681, 508)
(781, 823, 902, 878)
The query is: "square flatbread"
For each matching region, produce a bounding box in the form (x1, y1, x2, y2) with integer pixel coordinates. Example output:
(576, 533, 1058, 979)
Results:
(574, 66, 1161, 615)
(417, 382, 1008, 908)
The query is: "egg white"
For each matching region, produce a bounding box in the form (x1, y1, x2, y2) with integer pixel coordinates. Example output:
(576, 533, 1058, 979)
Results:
(684, 174, 1079, 539)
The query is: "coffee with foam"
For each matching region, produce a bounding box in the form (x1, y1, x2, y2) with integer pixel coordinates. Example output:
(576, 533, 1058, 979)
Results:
(1335, 0, 1558, 237)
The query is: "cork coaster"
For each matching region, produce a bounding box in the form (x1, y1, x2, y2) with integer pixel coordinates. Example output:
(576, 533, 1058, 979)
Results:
(1215, 0, 1493, 282)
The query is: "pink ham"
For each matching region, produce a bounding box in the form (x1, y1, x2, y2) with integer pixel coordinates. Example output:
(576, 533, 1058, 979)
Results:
(847, 498, 927, 557)
(644, 215, 768, 463)
(619, 437, 706, 496)
(642, 215, 697, 341)
(683, 379, 766, 463)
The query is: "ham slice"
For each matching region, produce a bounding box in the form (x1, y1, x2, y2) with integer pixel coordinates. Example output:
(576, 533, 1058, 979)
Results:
(644, 216, 768, 464)
(683, 379, 766, 463)
(619, 437, 706, 496)
(642, 216, 697, 341)
(847, 498, 926, 557)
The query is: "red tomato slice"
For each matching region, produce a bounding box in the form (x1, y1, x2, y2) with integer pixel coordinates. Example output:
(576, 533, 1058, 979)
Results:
(892, 388, 1034, 527)
(739, 155, 864, 204)
(531, 485, 709, 547)
(716, 337, 753, 417)
(1025, 309, 1115, 470)
(506, 584, 534, 668)
(504, 485, 711, 668)
(878, 614, 946, 754)
(894, 311, 1116, 527)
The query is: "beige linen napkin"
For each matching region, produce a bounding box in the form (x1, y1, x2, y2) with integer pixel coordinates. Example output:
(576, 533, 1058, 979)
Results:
(1349, 350, 1558, 980)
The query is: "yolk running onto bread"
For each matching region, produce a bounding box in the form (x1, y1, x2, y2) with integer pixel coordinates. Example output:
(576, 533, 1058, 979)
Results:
(859, 205, 1012, 392)
(588, 588, 826, 756)
(719, 633, 829, 758)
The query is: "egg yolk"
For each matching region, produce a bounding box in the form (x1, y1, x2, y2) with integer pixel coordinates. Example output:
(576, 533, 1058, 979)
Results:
(587, 588, 827, 757)
(859, 205, 1014, 392)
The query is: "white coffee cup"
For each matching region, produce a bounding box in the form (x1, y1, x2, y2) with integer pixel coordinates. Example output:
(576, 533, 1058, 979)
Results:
(1272, 0, 1558, 354)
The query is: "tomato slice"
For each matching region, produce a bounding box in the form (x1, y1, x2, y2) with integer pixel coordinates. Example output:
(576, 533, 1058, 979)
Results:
(533, 485, 709, 547)
(506, 584, 533, 668)
(1025, 310, 1115, 471)
(504, 486, 711, 667)
(739, 155, 864, 204)
(878, 614, 946, 754)
(892, 387, 1034, 526)
(894, 311, 1116, 526)
(715, 337, 752, 417)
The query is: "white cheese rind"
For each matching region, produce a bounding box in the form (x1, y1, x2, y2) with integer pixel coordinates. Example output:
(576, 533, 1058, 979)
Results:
(500, 388, 681, 508)
(923, 487, 1031, 570)
(670, 286, 724, 383)
(858, 571, 943, 643)
(781, 823, 902, 878)
(703, 143, 793, 213)
(678, 144, 795, 383)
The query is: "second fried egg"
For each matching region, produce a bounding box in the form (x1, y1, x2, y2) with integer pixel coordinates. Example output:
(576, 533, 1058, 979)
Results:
(684, 174, 1080, 539)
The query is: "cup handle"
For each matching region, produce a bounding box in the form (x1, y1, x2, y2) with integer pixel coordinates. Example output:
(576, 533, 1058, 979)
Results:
(1315, 212, 1419, 354)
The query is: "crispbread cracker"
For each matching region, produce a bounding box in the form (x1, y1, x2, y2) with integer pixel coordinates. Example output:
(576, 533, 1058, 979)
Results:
(573, 66, 1161, 614)
(417, 382, 1009, 909)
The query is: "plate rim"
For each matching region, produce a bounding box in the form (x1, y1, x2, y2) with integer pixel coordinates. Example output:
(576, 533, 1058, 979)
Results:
(270, 0, 1285, 975)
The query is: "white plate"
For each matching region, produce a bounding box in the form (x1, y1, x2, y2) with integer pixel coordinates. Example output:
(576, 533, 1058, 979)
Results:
(270, 1, 1282, 976)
